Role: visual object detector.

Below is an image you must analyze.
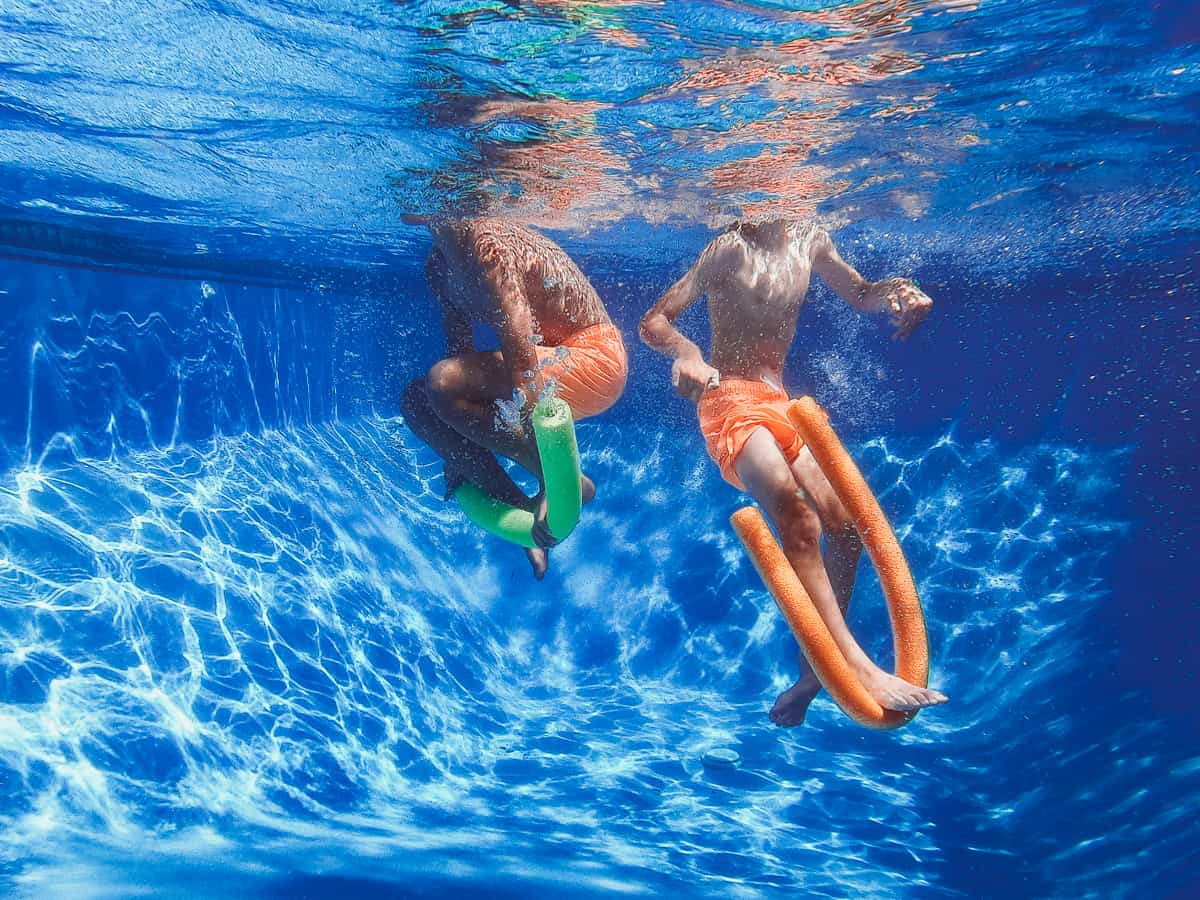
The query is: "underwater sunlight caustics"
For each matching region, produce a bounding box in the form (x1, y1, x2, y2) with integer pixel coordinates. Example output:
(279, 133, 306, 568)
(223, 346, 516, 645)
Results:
(1, 1, 1198, 899)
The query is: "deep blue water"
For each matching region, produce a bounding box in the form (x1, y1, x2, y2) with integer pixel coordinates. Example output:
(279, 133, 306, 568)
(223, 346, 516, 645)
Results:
(1, 1, 1198, 898)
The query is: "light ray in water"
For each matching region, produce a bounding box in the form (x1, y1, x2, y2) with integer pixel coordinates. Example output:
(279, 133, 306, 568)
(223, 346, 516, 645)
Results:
(2, 417, 1194, 897)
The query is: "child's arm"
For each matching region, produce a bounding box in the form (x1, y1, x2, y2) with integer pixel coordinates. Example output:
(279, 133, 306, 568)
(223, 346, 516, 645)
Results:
(427, 250, 475, 355)
(639, 238, 725, 401)
(487, 260, 554, 549)
(486, 261, 543, 422)
(810, 228, 933, 340)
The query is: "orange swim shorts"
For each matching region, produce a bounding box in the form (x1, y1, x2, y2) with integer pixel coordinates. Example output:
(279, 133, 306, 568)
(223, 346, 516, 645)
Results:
(535, 323, 627, 420)
(696, 379, 805, 491)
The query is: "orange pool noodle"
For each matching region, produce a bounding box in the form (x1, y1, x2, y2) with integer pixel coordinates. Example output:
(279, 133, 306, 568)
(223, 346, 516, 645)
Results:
(730, 396, 929, 729)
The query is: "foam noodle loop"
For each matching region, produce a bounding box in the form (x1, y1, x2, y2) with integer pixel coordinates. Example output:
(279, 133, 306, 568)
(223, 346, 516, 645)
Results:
(731, 396, 929, 729)
(453, 396, 581, 548)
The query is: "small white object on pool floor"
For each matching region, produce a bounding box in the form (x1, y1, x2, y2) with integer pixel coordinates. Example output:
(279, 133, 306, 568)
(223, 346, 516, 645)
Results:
(702, 748, 740, 768)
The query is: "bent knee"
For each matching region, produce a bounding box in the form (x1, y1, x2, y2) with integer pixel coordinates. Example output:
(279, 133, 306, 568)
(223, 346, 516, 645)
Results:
(823, 500, 858, 542)
(776, 491, 823, 551)
(800, 478, 858, 541)
(425, 360, 462, 406)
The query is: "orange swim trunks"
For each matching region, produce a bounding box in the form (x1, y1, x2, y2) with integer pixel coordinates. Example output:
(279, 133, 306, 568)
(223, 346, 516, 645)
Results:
(696, 379, 805, 491)
(535, 323, 627, 420)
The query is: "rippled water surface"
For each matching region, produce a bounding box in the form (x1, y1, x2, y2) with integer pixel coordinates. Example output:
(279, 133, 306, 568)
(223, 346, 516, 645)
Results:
(3, 0, 1197, 272)
(1, 1, 1198, 898)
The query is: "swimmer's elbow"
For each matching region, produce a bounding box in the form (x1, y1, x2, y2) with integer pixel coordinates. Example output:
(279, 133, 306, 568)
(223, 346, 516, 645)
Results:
(637, 311, 656, 345)
(638, 310, 668, 347)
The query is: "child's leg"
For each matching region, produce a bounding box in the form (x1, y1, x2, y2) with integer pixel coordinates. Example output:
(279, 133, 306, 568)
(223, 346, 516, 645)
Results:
(425, 351, 543, 476)
(788, 448, 864, 613)
(734, 428, 946, 724)
(769, 449, 864, 724)
(400, 376, 529, 507)
(425, 351, 597, 502)
(404, 372, 556, 578)
(418, 354, 597, 580)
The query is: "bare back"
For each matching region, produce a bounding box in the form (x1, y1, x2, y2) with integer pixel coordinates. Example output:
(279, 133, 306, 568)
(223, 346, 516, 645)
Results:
(698, 222, 823, 383)
(434, 218, 609, 345)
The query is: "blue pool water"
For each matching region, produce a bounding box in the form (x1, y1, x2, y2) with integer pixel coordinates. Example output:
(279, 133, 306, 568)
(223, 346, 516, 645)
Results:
(1, 1, 1198, 898)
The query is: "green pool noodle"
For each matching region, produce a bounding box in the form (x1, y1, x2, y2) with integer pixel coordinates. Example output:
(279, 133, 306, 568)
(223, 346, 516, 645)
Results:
(453, 397, 581, 548)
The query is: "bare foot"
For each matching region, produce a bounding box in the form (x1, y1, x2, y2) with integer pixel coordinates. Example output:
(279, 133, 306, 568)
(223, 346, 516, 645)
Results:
(524, 475, 590, 580)
(525, 546, 548, 580)
(769, 674, 821, 727)
(856, 664, 948, 711)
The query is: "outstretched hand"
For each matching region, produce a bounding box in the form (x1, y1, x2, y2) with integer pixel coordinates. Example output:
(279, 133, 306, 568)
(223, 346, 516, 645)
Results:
(530, 490, 559, 549)
(870, 278, 933, 340)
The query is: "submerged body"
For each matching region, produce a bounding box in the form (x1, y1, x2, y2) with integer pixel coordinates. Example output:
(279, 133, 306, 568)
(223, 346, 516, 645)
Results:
(402, 218, 626, 578)
(640, 219, 947, 725)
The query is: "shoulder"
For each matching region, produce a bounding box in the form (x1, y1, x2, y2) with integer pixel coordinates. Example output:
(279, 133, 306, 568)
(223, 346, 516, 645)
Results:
(797, 222, 833, 258)
(463, 219, 511, 268)
(467, 219, 557, 274)
(697, 229, 743, 271)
